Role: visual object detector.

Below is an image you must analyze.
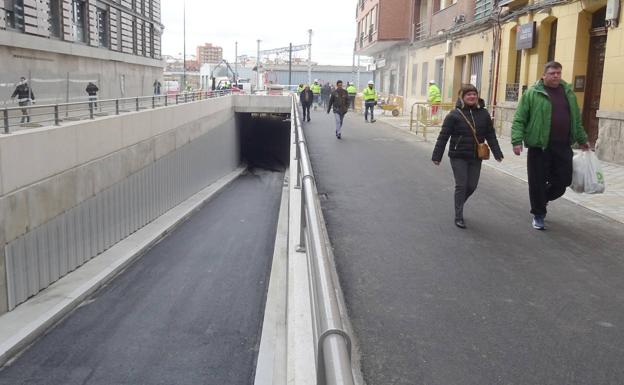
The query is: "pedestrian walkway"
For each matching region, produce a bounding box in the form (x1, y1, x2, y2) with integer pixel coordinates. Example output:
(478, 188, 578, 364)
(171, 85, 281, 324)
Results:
(377, 114, 624, 224)
(303, 109, 624, 385)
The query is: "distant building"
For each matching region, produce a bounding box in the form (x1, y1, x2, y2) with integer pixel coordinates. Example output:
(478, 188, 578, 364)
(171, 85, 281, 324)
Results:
(197, 43, 223, 64)
(262, 64, 373, 88)
(1, 0, 164, 103)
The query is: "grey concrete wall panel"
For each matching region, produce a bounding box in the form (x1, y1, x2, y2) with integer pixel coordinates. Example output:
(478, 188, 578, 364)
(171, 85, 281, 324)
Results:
(3, 116, 240, 310)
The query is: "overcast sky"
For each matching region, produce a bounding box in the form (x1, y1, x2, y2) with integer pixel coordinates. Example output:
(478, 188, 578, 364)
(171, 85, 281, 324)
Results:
(161, 0, 357, 66)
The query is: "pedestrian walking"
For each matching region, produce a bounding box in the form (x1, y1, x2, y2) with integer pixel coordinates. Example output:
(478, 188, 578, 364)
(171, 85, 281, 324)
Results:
(511, 61, 590, 230)
(326, 80, 350, 139)
(362, 80, 377, 122)
(346, 82, 357, 111)
(86, 82, 99, 109)
(11, 77, 35, 124)
(432, 84, 504, 229)
(311, 79, 321, 111)
(153, 80, 162, 95)
(428, 79, 442, 120)
(300, 84, 313, 122)
(321, 82, 331, 110)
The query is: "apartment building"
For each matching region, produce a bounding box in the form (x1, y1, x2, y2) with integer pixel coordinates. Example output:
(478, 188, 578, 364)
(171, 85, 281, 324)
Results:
(1, 0, 164, 102)
(197, 43, 223, 65)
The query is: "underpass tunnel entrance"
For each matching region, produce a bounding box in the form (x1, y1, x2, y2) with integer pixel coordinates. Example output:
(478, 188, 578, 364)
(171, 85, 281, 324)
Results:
(237, 112, 291, 171)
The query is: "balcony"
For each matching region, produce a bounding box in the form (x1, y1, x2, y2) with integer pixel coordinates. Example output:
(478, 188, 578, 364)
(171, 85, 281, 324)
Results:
(413, 20, 430, 41)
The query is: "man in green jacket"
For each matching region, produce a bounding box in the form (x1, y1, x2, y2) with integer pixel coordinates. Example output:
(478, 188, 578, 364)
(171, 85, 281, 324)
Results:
(511, 61, 589, 230)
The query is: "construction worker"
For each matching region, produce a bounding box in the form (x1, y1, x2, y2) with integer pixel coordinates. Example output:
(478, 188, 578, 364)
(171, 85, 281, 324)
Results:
(428, 79, 442, 118)
(346, 82, 357, 111)
(311, 79, 321, 110)
(362, 80, 377, 123)
(297, 83, 304, 94)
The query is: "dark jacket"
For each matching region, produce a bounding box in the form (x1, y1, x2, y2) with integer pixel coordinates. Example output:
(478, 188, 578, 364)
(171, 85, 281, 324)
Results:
(327, 88, 350, 115)
(11, 83, 35, 101)
(86, 83, 99, 96)
(300, 88, 314, 106)
(321, 84, 331, 97)
(432, 98, 503, 162)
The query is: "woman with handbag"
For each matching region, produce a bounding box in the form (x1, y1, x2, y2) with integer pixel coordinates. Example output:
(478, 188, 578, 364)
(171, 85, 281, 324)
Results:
(431, 84, 504, 228)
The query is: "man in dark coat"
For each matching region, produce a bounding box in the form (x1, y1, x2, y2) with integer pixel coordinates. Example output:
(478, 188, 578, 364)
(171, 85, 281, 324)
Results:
(300, 84, 314, 122)
(321, 82, 331, 110)
(11, 77, 35, 124)
(326, 80, 350, 139)
(86, 82, 99, 108)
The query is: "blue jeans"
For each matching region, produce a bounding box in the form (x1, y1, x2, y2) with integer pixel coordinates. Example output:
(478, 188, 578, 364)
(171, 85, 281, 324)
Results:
(334, 112, 345, 136)
(365, 101, 375, 120)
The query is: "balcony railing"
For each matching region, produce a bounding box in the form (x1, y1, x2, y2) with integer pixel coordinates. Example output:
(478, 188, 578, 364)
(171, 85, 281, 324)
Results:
(505, 83, 519, 102)
(413, 20, 429, 41)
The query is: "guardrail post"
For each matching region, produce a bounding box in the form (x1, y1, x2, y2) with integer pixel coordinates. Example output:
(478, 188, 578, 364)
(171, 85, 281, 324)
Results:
(175, 94, 179, 104)
(89, 101, 94, 119)
(184, 93, 188, 103)
(115, 99, 120, 115)
(135, 97, 140, 111)
(164, 95, 168, 106)
(296, 190, 306, 253)
(3, 108, 9, 134)
(54, 105, 60, 125)
(152, 96, 156, 109)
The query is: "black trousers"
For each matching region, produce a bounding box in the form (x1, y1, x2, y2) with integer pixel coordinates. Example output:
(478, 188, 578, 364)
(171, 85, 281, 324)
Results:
(302, 104, 311, 120)
(450, 158, 482, 220)
(527, 143, 573, 216)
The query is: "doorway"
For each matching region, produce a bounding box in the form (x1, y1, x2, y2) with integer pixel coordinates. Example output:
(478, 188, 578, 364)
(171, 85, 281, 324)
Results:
(583, 7, 607, 146)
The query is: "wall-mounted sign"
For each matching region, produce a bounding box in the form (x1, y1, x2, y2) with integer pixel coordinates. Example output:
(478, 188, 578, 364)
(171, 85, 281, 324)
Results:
(516, 22, 536, 50)
(574, 75, 586, 92)
(376, 58, 386, 68)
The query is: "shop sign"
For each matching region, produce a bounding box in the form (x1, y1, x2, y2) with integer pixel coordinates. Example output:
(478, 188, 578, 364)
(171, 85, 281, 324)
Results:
(516, 22, 536, 50)
(376, 58, 386, 68)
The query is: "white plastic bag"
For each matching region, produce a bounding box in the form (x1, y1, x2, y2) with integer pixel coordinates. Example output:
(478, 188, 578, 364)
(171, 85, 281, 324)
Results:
(571, 151, 605, 194)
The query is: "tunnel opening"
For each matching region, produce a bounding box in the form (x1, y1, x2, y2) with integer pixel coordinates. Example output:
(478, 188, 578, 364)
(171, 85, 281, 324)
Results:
(237, 112, 291, 172)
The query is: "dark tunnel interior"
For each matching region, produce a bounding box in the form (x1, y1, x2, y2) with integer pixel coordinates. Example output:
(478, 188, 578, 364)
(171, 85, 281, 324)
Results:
(237, 113, 291, 172)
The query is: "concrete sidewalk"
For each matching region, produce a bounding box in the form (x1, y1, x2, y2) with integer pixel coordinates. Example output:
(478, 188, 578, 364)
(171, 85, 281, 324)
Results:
(377, 114, 624, 224)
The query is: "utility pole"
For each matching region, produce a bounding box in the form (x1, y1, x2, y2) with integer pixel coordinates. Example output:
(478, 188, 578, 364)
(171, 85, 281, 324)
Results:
(288, 43, 292, 88)
(256, 39, 261, 90)
(234, 41, 238, 85)
(307, 29, 312, 85)
(183, 0, 186, 90)
(357, 55, 361, 90)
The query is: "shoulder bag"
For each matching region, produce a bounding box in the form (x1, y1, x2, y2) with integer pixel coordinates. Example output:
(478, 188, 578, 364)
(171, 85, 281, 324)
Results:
(457, 109, 490, 160)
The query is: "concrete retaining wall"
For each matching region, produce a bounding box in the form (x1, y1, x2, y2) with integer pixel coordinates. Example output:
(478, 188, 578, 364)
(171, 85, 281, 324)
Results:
(0, 95, 245, 313)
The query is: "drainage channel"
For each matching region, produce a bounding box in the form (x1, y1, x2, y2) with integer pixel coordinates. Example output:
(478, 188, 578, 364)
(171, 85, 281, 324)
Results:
(0, 113, 291, 385)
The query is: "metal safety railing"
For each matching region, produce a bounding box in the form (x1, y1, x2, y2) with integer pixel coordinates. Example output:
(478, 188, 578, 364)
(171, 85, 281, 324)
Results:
(409, 101, 499, 140)
(2, 90, 232, 134)
(291, 96, 355, 385)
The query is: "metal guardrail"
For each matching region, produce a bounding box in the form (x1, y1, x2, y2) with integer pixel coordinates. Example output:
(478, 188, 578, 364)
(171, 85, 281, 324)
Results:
(2, 90, 233, 134)
(291, 96, 355, 385)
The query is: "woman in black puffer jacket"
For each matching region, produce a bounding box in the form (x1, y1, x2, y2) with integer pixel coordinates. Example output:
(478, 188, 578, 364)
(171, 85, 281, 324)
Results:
(432, 84, 504, 228)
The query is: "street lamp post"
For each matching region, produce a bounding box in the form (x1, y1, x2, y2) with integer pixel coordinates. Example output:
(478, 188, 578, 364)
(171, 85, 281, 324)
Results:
(183, 0, 186, 91)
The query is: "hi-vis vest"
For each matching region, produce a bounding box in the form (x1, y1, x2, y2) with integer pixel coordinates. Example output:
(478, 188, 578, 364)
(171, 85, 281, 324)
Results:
(311, 83, 321, 94)
(363, 87, 377, 101)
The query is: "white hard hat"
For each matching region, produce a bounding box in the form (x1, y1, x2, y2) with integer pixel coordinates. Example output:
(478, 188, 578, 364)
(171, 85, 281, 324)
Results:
(368, 80, 374, 85)
(429, 79, 436, 84)
(314, 79, 318, 82)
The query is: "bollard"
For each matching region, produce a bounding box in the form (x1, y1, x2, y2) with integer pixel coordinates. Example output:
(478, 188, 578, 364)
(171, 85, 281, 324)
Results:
(3, 108, 9, 134)
(54, 105, 60, 125)
(164, 95, 168, 106)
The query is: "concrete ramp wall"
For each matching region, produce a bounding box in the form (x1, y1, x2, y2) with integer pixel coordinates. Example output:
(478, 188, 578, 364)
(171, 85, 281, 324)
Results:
(0, 94, 289, 313)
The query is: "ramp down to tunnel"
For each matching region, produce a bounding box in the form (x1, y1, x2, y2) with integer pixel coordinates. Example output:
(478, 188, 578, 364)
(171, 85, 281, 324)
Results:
(0, 169, 284, 385)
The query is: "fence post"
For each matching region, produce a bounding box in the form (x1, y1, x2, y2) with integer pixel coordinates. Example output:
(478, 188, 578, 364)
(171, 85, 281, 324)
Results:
(54, 105, 60, 125)
(115, 99, 120, 115)
(176, 94, 179, 104)
(3, 108, 9, 134)
(136, 97, 139, 111)
(152, 96, 156, 109)
(89, 101, 94, 119)
(165, 95, 168, 106)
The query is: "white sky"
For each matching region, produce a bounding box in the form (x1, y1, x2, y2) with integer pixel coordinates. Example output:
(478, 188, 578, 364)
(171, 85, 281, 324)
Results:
(161, 0, 357, 66)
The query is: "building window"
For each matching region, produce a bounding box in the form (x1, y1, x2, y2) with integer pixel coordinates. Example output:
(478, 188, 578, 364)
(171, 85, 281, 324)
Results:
(547, 20, 557, 62)
(49, 0, 62, 37)
(411, 63, 418, 96)
(5, 0, 25, 31)
(96, 7, 109, 47)
(435, 58, 444, 91)
(421, 62, 429, 96)
(72, 0, 87, 43)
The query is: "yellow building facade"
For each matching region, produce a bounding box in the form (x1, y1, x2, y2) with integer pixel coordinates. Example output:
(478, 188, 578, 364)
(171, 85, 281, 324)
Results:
(494, 0, 624, 164)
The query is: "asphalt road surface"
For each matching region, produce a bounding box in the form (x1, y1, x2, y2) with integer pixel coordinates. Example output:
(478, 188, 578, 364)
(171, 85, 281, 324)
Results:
(0, 170, 283, 385)
(304, 109, 624, 385)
